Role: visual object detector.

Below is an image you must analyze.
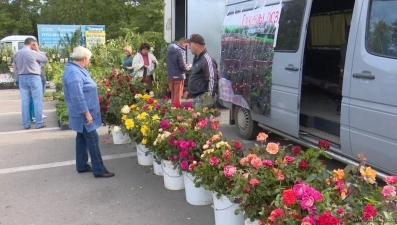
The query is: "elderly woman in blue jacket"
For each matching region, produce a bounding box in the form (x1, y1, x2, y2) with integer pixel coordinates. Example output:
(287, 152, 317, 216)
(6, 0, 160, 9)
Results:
(62, 46, 114, 178)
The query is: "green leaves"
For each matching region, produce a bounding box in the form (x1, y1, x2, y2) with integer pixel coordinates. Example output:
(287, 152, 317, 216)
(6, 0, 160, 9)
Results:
(305, 174, 318, 182)
(0, 0, 41, 37)
(0, 0, 164, 41)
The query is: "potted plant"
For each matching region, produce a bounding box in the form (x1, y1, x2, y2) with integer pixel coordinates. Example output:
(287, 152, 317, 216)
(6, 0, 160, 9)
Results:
(192, 133, 245, 225)
(171, 106, 220, 205)
(119, 93, 161, 165)
(0, 48, 14, 90)
(143, 97, 171, 175)
(152, 59, 170, 99)
(253, 152, 396, 225)
(150, 102, 196, 190)
(229, 134, 331, 224)
(98, 68, 145, 144)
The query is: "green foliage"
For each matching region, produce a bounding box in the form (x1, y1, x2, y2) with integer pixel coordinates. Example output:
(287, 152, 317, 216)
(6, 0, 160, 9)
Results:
(152, 58, 169, 98)
(0, 0, 164, 40)
(55, 93, 68, 124)
(43, 92, 52, 97)
(49, 62, 66, 91)
(89, 29, 167, 69)
(128, 0, 164, 35)
(0, 48, 13, 73)
(0, 0, 41, 37)
(97, 68, 146, 126)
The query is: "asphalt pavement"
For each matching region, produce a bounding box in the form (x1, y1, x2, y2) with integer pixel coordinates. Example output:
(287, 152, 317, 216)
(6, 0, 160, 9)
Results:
(0, 88, 344, 225)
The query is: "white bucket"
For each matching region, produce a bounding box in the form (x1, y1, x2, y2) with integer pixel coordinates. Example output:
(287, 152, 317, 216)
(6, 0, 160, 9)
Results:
(161, 159, 184, 190)
(111, 126, 131, 145)
(153, 156, 163, 176)
(245, 218, 260, 225)
(137, 143, 153, 166)
(213, 192, 244, 225)
(184, 172, 213, 206)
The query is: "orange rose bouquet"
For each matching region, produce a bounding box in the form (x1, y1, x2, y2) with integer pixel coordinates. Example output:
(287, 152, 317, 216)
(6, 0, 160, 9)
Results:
(231, 132, 329, 222)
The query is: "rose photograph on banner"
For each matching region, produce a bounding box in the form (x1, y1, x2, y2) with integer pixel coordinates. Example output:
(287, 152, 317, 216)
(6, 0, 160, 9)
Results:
(219, 3, 282, 116)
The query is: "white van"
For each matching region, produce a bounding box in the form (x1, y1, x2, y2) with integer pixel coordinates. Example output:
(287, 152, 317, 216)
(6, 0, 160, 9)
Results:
(164, 0, 397, 178)
(0, 35, 36, 52)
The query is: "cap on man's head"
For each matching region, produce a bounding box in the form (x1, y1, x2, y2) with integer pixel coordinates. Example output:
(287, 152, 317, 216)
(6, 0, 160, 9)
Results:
(186, 34, 205, 45)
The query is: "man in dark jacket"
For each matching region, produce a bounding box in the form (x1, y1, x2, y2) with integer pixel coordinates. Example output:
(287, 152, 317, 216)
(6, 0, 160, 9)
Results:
(166, 38, 191, 104)
(186, 34, 220, 115)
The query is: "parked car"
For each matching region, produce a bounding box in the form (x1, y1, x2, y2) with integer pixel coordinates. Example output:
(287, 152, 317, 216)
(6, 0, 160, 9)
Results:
(0, 35, 36, 52)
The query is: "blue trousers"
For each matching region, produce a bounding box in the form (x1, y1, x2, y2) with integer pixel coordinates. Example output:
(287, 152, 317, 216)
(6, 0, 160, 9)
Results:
(75, 128, 108, 175)
(18, 75, 44, 128)
(17, 79, 46, 122)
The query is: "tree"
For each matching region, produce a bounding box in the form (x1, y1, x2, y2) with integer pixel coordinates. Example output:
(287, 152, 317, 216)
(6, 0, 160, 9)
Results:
(38, 0, 163, 39)
(0, 0, 41, 37)
(367, 20, 392, 55)
(0, 0, 164, 40)
(128, 0, 164, 34)
(392, 20, 397, 47)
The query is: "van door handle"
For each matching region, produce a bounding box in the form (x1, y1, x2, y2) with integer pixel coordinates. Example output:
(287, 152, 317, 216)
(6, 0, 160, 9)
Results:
(285, 65, 299, 71)
(352, 73, 375, 80)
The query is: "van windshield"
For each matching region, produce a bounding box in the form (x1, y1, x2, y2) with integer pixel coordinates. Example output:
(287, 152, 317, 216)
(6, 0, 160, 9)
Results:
(366, 0, 397, 58)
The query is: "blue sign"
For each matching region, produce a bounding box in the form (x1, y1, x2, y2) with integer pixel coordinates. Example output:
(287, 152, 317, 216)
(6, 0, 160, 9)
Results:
(37, 24, 106, 48)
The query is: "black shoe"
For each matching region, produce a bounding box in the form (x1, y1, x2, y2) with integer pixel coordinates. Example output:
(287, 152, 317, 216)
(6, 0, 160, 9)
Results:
(77, 166, 92, 173)
(94, 171, 115, 178)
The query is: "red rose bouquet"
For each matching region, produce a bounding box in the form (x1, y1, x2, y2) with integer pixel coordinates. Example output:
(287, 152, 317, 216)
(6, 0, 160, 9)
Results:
(97, 67, 145, 126)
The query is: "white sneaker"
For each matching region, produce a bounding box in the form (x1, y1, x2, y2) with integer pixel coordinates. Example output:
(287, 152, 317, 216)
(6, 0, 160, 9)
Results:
(42, 115, 48, 119)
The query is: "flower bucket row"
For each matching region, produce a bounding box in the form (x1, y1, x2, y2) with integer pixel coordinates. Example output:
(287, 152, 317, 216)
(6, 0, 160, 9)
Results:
(115, 91, 397, 225)
(101, 71, 397, 225)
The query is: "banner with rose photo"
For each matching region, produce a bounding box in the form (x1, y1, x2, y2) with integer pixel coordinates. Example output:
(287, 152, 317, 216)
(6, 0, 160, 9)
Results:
(219, 3, 282, 116)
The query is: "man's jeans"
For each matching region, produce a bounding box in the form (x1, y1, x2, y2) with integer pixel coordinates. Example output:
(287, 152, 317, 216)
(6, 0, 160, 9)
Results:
(76, 128, 107, 175)
(31, 79, 46, 119)
(16, 81, 35, 121)
(29, 79, 45, 120)
(18, 75, 44, 128)
(42, 79, 46, 95)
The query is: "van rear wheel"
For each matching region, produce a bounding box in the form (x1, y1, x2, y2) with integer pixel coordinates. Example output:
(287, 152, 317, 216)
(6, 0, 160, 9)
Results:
(235, 106, 260, 140)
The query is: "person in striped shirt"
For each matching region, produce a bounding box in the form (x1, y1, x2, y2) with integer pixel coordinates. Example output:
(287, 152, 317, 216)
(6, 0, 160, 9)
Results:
(186, 34, 219, 112)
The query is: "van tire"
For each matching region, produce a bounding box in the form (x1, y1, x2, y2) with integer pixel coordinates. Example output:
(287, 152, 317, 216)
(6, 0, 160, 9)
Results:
(234, 106, 260, 140)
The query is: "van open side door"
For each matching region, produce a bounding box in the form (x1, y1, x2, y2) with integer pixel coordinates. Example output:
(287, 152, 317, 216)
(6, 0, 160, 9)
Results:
(348, 0, 397, 174)
(265, 0, 312, 138)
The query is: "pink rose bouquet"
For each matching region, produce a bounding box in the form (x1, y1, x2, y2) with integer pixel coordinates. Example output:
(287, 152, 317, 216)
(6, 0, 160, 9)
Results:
(192, 132, 244, 197)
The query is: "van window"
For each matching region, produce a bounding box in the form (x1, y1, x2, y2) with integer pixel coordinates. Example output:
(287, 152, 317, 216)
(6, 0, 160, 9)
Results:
(275, 0, 306, 51)
(0, 42, 12, 50)
(18, 42, 24, 50)
(366, 0, 397, 58)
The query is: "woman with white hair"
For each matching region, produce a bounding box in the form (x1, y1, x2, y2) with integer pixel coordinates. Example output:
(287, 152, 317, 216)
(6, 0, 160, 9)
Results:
(62, 46, 114, 178)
